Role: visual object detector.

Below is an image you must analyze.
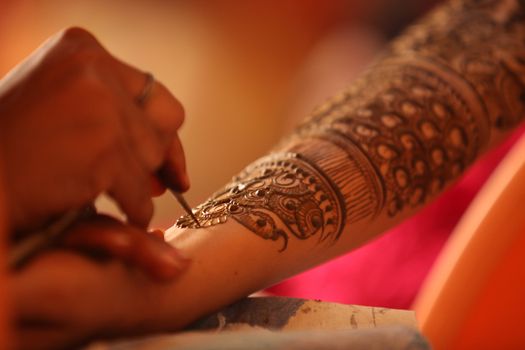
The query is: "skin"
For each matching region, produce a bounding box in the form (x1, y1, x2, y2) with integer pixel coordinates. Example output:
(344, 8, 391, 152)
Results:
(0, 27, 194, 347)
(0, 162, 10, 350)
(0, 27, 189, 233)
(8, 0, 525, 349)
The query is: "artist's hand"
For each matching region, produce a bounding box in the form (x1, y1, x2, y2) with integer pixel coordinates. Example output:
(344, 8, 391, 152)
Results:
(59, 215, 190, 281)
(12, 252, 148, 350)
(11, 217, 188, 350)
(0, 27, 188, 232)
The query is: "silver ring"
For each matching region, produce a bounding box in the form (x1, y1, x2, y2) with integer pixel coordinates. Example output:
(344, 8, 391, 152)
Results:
(135, 72, 155, 106)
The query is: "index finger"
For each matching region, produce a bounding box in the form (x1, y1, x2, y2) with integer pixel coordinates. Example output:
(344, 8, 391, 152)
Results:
(158, 135, 190, 193)
(112, 60, 190, 191)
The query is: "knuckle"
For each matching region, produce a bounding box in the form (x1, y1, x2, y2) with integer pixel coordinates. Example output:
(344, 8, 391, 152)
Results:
(56, 27, 109, 69)
(59, 26, 100, 46)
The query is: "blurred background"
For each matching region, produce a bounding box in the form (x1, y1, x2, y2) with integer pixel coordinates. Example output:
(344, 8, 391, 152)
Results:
(0, 0, 437, 228)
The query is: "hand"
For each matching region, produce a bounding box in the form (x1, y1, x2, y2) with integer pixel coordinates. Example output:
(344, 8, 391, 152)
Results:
(12, 252, 148, 350)
(0, 27, 189, 232)
(60, 215, 190, 281)
(11, 217, 188, 350)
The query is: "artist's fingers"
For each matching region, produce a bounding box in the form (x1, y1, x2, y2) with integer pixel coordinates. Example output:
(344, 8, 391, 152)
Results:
(118, 93, 168, 198)
(149, 228, 166, 240)
(107, 141, 154, 228)
(110, 60, 189, 192)
(127, 225, 190, 281)
(112, 59, 185, 147)
(158, 135, 190, 192)
(61, 220, 133, 259)
(62, 216, 189, 281)
(118, 91, 166, 173)
(141, 79, 185, 140)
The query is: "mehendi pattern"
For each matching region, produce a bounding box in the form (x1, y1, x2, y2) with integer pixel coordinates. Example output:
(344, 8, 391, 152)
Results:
(389, 0, 525, 130)
(176, 153, 345, 251)
(293, 60, 486, 216)
(177, 0, 525, 251)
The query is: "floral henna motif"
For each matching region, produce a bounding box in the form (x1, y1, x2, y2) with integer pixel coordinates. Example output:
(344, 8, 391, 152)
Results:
(176, 153, 345, 251)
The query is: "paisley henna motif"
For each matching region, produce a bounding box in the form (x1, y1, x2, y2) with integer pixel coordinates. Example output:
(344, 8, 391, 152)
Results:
(176, 153, 345, 251)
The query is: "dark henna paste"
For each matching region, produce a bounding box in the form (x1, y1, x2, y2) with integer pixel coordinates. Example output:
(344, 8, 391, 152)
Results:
(177, 153, 345, 251)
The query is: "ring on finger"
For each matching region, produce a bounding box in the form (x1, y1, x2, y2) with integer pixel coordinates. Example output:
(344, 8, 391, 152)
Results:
(135, 72, 155, 107)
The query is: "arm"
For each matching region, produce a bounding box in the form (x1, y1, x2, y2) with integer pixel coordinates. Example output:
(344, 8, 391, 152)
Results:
(155, 0, 525, 327)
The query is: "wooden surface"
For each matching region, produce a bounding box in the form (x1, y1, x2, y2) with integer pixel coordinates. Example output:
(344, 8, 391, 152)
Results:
(95, 327, 428, 350)
(87, 297, 428, 350)
(189, 297, 417, 331)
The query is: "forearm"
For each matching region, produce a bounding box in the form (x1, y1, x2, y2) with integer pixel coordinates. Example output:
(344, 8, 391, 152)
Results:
(175, 0, 525, 263)
(129, 0, 525, 334)
(285, 0, 523, 232)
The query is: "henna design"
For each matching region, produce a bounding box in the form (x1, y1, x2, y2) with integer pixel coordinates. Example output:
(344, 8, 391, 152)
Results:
(177, 0, 525, 251)
(293, 0, 525, 216)
(293, 61, 485, 216)
(389, 0, 525, 130)
(176, 153, 345, 251)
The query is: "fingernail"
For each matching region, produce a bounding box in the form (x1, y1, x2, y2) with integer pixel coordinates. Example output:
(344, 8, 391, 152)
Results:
(149, 229, 166, 240)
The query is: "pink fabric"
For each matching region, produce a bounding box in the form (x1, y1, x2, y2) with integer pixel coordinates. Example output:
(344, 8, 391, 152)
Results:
(268, 126, 525, 309)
